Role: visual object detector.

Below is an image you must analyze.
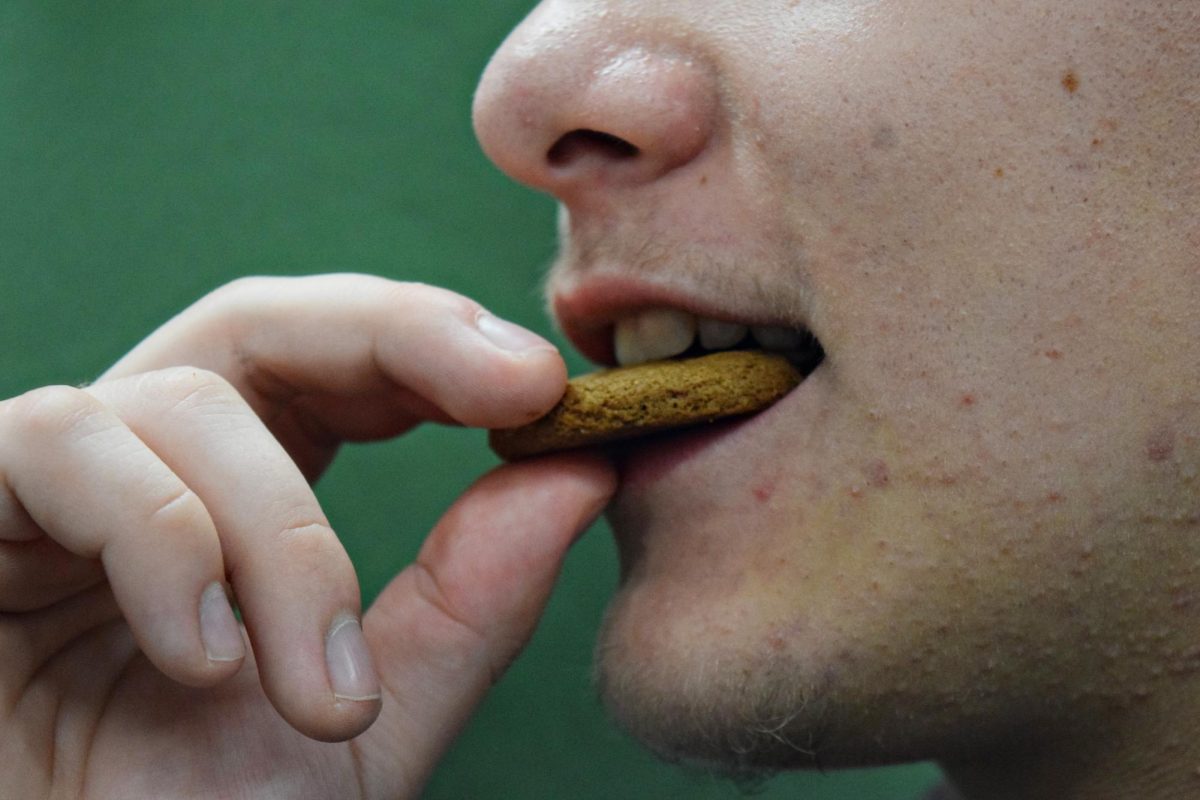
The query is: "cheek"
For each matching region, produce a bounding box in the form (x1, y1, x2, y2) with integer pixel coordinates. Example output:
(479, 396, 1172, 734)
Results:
(606, 421, 986, 646)
(599, 454, 1042, 738)
(607, 397, 1115, 648)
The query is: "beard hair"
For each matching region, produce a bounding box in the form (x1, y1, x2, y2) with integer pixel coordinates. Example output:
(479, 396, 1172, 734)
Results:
(591, 603, 838, 782)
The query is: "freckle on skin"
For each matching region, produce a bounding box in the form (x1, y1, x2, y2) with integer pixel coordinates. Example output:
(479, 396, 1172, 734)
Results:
(1062, 70, 1080, 94)
(960, 393, 976, 407)
(865, 459, 890, 488)
(872, 124, 897, 149)
(1147, 427, 1175, 463)
(1170, 586, 1194, 612)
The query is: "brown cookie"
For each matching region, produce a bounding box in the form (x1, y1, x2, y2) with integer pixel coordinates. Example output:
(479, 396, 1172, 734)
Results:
(489, 350, 802, 460)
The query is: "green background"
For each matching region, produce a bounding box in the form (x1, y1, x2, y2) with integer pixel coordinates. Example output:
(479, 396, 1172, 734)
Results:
(0, 3, 942, 797)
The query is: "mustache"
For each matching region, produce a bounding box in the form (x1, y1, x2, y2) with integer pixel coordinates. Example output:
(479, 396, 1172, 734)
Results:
(542, 210, 813, 324)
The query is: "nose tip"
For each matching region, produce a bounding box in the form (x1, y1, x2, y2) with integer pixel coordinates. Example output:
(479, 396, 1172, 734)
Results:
(473, 17, 718, 204)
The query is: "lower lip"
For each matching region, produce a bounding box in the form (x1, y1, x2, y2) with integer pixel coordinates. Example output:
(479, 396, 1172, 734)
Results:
(614, 418, 746, 489)
(614, 380, 799, 492)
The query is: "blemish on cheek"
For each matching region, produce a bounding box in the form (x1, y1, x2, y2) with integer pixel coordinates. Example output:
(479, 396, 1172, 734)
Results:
(1061, 70, 1080, 94)
(871, 124, 898, 150)
(1167, 646, 1200, 676)
(752, 481, 775, 503)
(993, 167, 1005, 179)
(1147, 427, 1176, 463)
(864, 459, 890, 489)
(1169, 584, 1196, 612)
(1043, 348, 1064, 360)
(960, 393, 977, 408)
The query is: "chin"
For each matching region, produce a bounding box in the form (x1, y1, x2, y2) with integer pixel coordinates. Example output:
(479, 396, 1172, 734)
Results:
(593, 593, 830, 775)
(592, 579, 980, 776)
(590, 481, 995, 776)
(587, 512, 883, 776)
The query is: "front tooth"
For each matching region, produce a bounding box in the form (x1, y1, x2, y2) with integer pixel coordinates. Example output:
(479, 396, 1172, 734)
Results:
(614, 309, 697, 366)
(697, 318, 748, 350)
(750, 324, 806, 351)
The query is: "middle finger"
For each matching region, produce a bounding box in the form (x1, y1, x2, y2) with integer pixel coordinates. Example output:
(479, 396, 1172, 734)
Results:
(88, 367, 381, 741)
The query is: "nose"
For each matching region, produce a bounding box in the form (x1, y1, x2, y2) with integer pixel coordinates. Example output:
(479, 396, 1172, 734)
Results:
(472, 3, 719, 206)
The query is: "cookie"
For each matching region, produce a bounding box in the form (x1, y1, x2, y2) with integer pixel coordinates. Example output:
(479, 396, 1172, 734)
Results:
(489, 350, 802, 460)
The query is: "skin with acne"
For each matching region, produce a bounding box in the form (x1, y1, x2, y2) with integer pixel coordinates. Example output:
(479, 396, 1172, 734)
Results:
(474, 1, 1200, 797)
(5, 4, 1200, 800)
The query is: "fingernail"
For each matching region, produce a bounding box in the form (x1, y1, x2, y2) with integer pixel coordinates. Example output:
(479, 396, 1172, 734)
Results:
(476, 311, 556, 354)
(326, 614, 381, 702)
(200, 582, 245, 663)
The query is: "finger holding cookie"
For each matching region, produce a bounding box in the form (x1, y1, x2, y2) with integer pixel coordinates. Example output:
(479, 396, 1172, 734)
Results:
(100, 274, 569, 478)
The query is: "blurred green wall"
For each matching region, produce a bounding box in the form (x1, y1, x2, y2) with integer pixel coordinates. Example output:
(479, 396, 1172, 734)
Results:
(0, 3, 942, 797)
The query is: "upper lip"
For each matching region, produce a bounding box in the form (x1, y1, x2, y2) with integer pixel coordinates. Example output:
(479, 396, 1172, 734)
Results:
(550, 273, 815, 367)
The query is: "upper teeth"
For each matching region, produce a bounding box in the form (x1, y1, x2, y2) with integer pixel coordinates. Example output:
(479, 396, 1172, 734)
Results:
(613, 308, 811, 367)
(746, 324, 806, 351)
(697, 318, 748, 350)
(613, 308, 696, 366)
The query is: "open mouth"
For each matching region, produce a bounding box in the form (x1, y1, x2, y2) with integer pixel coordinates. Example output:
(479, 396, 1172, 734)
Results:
(489, 292, 826, 463)
(586, 309, 826, 483)
(611, 307, 825, 376)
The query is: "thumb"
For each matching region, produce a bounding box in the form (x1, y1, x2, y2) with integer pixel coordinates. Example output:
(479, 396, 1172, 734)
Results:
(356, 452, 617, 799)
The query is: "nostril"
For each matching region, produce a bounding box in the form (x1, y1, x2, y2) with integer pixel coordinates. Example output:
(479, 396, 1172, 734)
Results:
(547, 129, 640, 167)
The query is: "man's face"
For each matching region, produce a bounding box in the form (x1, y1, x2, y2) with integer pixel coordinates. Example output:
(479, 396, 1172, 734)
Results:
(475, 0, 1200, 773)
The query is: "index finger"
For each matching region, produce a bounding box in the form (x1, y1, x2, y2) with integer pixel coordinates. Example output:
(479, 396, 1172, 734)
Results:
(98, 276, 567, 463)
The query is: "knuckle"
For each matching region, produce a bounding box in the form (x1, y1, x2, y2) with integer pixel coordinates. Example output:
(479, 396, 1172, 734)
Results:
(277, 519, 340, 554)
(140, 366, 241, 411)
(187, 277, 276, 339)
(381, 280, 480, 321)
(411, 561, 488, 651)
(273, 520, 354, 576)
(146, 483, 209, 534)
(203, 275, 273, 306)
(413, 561, 468, 627)
(1, 385, 104, 439)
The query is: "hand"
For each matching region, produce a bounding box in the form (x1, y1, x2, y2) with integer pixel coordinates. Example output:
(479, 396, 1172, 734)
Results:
(0, 274, 617, 798)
